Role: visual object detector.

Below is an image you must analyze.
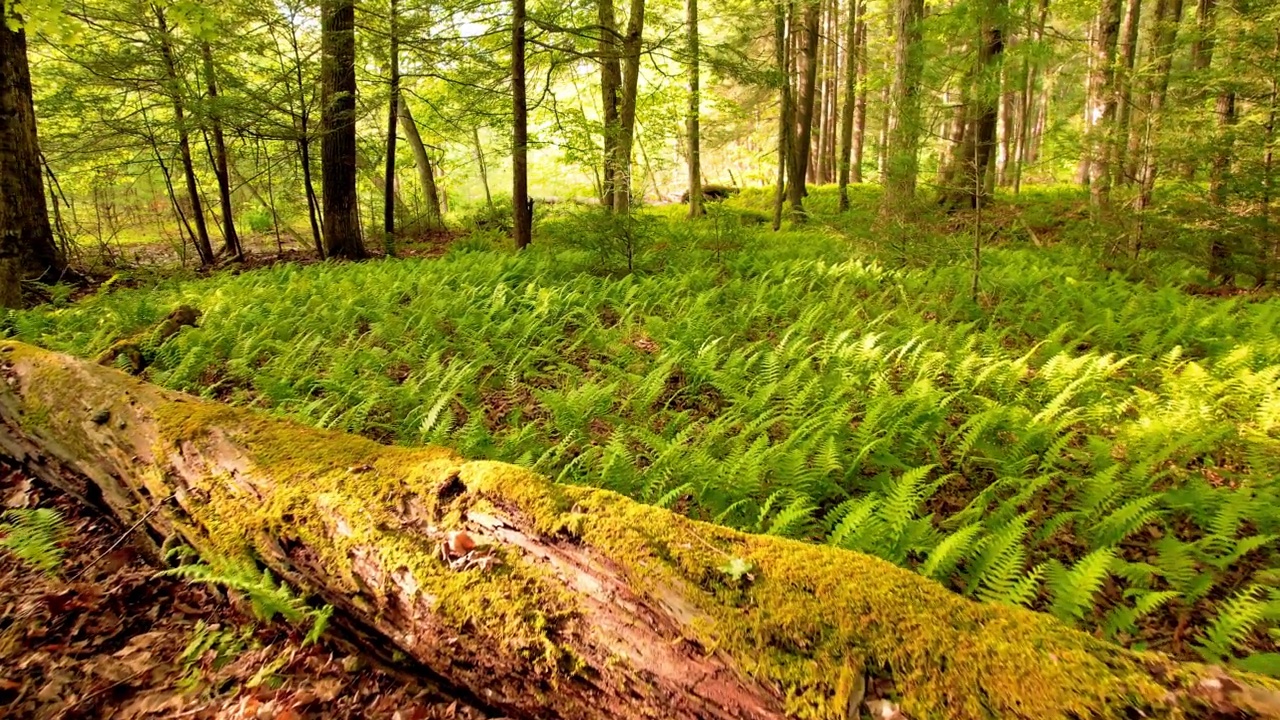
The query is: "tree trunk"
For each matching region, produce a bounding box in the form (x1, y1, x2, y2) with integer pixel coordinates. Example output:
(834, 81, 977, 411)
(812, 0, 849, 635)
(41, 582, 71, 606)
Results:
(1112, 0, 1142, 187)
(598, 0, 623, 211)
(851, 9, 869, 186)
(613, 0, 647, 214)
(398, 103, 444, 231)
(0, 19, 61, 307)
(996, 59, 1014, 187)
(881, 0, 926, 214)
(153, 4, 215, 266)
(772, 0, 792, 230)
(1263, 31, 1279, 286)
(686, 0, 704, 218)
(1132, 0, 1186, 239)
(384, 0, 400, 253)
(1086, 0, 1123, 214)
(788, 0, 820, 222)
(837, 0, 863, 210)
(285, 19, 325, 259)
(513, 0, 532, 249)
(1179, 0, 1217, 180)
(938, 0, 1006, 211)
(200, 42, 241, 260)
(320, 0, 366, 259)
(0, 341, 1270, 720)
(1207, 88, 1236, 283)
(473, 128, 494, 213)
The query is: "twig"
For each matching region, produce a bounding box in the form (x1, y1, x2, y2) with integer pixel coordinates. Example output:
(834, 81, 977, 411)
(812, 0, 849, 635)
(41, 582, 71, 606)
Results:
(71, 493, 176, 581)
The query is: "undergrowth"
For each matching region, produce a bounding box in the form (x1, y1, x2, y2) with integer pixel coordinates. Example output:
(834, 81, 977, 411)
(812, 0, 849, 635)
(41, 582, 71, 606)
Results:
(12, 187, 1280, 673)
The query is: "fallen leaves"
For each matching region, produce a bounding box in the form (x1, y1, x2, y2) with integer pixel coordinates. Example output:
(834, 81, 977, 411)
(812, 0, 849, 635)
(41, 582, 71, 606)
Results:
(1, 463, 482, 719)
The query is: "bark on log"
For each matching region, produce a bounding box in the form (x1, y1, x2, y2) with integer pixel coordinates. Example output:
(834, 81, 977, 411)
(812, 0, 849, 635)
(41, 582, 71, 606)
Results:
(1, 340, 1277, 720)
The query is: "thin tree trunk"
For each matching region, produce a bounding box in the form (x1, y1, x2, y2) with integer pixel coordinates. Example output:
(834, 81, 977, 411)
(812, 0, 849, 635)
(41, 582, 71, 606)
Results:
(788, 0, 820, 221)
(0, 341, 1268, 720)
(686, 0, 703, 217)
(473, 128, 494, 213)
(881, 0, 926, 214)
(0, 19, 61, 306)
(320, 0, 365, 259)
(772, 0, 792, 230)
(153, 3, 214, 266)
(1262, 32, 1278, 286)
(851, 9, 869, 185)
(201, 41, 241, 260)
(398, 103, 443, 230)
(996, 59, 1014, 186)
(513, 0, 531, 249)
(838, 0, 863, 210)
(383, 0, 400, 253)
(613, 0, 647, 214)
(598, 0, 623, 211)
(1112, 0, 1142, 186)
(286, 18, 325, 258)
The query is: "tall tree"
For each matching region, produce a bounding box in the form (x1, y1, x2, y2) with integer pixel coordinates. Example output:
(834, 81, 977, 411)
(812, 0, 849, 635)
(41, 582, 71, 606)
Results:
(1084, 0, 1123, 213)
(201, 41, 241, 260)
(1111, 0, 1143, 186)
(772, 0, 793, 230)
(686, 0, 703, 218)
(1132, 0, 1186, 232)
(938, 0, 1007, 210)
(612, 0, 647, 213)
(787, 0, 820, 221)
(598, 0, 623, 210)
(320, 0, 365, 259)
(0, 16, 62, 307)
(882, 0, 926, 214)
(838, 0, 864, 211)
(384, 0, 400, 252)
(512, 0, 531, 249)
(153, 3, 215, 266)
(1180, 0, 1217, 180)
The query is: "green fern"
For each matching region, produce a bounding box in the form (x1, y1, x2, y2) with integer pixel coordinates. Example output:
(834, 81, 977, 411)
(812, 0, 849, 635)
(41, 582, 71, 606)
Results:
(0, 508, 68, 576)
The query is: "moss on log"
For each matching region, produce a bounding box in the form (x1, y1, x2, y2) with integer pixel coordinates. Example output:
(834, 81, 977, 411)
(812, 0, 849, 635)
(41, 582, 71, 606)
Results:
(0, 340, 1277, 719)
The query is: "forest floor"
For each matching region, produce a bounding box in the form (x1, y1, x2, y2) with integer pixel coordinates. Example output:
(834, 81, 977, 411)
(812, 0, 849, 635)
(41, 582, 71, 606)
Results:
(0, 463, 483, 720)
(9, 184, 1280, 705)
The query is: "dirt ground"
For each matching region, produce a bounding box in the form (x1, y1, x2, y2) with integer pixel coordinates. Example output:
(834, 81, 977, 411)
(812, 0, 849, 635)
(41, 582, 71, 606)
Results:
(0, 462, 484, 720)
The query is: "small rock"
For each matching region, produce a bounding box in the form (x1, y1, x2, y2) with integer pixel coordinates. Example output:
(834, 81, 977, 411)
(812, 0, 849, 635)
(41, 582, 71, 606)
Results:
(91, 408, 111, 425)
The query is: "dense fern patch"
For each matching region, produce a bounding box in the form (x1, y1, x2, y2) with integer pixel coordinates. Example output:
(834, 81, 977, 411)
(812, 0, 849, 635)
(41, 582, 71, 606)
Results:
(13, 199, 1280, 672)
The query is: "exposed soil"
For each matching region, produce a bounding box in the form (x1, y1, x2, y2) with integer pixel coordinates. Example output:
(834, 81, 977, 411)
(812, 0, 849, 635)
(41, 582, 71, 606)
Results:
(0, 462, 484, 720)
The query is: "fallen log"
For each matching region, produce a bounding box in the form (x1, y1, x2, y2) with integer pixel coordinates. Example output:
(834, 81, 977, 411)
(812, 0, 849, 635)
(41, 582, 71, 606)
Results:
(0, 340, 1276, 719)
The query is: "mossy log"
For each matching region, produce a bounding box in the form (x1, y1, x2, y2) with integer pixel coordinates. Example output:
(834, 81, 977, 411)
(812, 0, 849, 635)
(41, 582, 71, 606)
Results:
(93, 305, 201, 373)
(1, 340, 1278, 719)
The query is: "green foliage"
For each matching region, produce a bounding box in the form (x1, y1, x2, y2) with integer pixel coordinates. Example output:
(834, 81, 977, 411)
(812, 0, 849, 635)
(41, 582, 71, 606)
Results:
(244, 207, 275, 234)
(0, 508, 69, 576)
(161, 555, 331, 641)
(16, 187, 1280, 665)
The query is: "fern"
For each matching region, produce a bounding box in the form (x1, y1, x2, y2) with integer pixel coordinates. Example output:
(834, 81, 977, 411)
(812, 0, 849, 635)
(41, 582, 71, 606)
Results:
(162, 556, 331, 641)
(1196, 586, 1268, 662)
(0, 508, 68, 576)
(1046, 549, 1115, 624)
